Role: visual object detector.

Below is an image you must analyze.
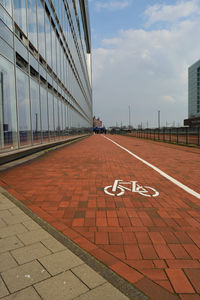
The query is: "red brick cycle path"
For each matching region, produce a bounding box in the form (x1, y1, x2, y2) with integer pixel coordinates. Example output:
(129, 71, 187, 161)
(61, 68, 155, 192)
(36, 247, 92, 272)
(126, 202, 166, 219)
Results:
(0, 134, 200, 300)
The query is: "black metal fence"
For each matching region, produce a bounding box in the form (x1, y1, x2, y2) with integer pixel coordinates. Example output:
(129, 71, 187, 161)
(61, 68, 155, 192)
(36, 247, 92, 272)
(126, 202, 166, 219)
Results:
(126, 127, 200, 146)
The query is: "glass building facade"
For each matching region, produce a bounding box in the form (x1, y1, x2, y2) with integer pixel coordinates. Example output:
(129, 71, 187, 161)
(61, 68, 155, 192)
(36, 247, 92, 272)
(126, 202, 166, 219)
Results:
(0, 0, 92, 152)
(188, 60, 200, 118)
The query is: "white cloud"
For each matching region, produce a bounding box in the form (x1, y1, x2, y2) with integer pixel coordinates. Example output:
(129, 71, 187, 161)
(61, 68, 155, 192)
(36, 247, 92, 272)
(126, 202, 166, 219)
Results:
(95, 1, 130, 12)
(144, 0, 199, 27)
(163, 96, 175, 103)
(92, 18, 200, 127)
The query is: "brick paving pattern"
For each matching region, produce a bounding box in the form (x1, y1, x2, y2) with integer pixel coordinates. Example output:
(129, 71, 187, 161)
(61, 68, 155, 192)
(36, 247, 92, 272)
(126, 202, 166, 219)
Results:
(0, 134, 200, 299)
(0, 191, 131, 300)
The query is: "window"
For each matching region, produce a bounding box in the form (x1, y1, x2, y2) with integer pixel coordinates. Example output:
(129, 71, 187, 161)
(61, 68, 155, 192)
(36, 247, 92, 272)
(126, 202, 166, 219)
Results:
(45, 14, 52, 67)
(56, 40, 61, 79)
(0, 5, 13, 29)
(58, 98, 62, 136)
(16, 68, 31, 146)
(30, 79, 41, 143)
(0, 0, 12, 16)
(27, 0, 37, 48)
(51, 28, 57, 73)
(13, 0, 27, 35)
(65, 103, 68, 134)
(40, 86, 49, 141)
(37, 0, 46, 59)
(48, 92, 55, 140)
(0, 56, 17, 150)
(54, 96, 59, 137)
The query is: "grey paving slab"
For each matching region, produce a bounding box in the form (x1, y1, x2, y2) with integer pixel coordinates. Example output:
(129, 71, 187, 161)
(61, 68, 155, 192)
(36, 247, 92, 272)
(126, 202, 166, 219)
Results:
(38, 249, 83, 276)
(2, 287, 41, 300)
(41, 237, 66, 253)
(11, 242, 51, 264)
(17, 229, 52, 245)
(0, 196, 16, 210)
(34, 270, 89, 300)
(0, 236, 24, 254)
(0, 190, 147, 300)
(71, 264, 106, 289)
(2, 214, 30, 225)
(0, 218, 6, 228)
(0, 252, 18, 272)
(0, 210, 12, 218)
(1, 260, 50, 293)
(74, 282, 129, 300)
(9, 207, 27, 216)
(22, 220, 41, 231)
(0, 223, 28, 238)
(0, 276, 9, 298)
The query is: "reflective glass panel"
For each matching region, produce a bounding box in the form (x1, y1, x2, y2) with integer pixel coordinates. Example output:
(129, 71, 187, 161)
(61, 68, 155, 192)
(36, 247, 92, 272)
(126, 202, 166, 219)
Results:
(0, 29, 14, 61)
(30, 79, 41, 143)
(13, 0, 27, 35)
(68, 105, 72, 132)
(37, 0, 45, 59)
(61, 48, 63, 83)
(0, 5, 12, 29)
(56, 41, 60, 79)
(54, 1, 59, 19)
(16, 68, 31, 146)
(60, 1, 64, 28)
(54, 97, 59, 137)
(27, 0, 37, 49)
(51, 29, 56, 73)
(0, 0, 12, 16)
(65, 104, 68, 132)
(62, 101, 65, 135)
(45, 15, 52, 67)
(40, 86, 49, 141)
(58, 98, 62, 136)
(48, 92, 54, 140)
(0, 56, 17, 151)
(61, 101, 64, 134)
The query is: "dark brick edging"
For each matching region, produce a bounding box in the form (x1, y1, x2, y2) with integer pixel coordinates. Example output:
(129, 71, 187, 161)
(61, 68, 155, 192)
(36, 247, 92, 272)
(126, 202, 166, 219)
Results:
(0, 134, 90, 166)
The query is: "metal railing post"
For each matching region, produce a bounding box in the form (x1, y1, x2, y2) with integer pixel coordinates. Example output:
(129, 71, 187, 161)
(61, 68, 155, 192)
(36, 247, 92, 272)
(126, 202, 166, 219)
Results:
(177, 127, 179, 144)
(186, 127, 188, 145)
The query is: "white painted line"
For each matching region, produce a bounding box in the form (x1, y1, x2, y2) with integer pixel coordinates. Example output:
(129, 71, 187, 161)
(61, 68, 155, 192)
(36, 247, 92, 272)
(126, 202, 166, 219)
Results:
(103, 135, 200, 200)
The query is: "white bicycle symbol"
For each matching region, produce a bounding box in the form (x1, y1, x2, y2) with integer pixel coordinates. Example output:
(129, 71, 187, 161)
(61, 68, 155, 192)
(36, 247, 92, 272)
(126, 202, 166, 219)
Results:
(104, 180, 159, 197)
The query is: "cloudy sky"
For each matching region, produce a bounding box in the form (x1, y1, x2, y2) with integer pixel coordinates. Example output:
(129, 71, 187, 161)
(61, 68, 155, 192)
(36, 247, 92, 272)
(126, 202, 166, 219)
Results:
(88, 0, 200, 128)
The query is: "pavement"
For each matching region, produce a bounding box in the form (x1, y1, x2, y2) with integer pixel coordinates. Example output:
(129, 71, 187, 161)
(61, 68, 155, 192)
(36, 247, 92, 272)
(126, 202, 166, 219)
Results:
(0, 189, 135, 300)
(0, 134, 200, 300)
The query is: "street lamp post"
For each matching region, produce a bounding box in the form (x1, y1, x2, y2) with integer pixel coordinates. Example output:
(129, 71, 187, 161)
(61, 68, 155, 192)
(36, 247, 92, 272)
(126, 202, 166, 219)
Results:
(158, 110, 160, 129)
(128, 105, 131, 129)
(158, 110, 160, 140)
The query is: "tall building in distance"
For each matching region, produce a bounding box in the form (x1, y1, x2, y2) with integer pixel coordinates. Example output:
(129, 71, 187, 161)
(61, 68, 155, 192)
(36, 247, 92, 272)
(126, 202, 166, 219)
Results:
(188, 60, 200, 118)
(0, 0, 92, 153)
(184, 60, 200, 127)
